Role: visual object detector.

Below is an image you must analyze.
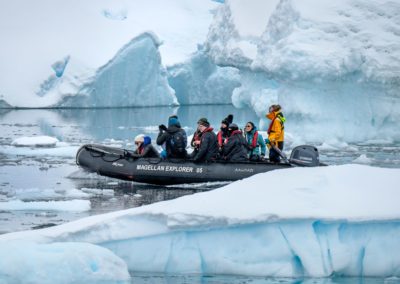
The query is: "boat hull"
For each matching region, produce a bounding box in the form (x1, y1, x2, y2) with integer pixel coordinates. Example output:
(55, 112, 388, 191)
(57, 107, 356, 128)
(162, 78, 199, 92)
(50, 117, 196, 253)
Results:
(76, 144, 293, 185)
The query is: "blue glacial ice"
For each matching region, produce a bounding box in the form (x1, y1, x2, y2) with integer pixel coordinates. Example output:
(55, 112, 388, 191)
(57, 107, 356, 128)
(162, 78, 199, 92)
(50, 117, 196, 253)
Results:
(204, 0, 400, 142)
(1, 165, 400, 279)
(57, 33, 177, 108)
(0, 241, 130, 283)
(167, 47, 240, 105)
(51, 56, 70, 78)
(0, 0, 219, 108)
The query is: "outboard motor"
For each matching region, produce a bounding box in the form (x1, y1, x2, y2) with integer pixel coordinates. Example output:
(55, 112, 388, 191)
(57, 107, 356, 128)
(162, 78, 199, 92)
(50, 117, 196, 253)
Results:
(289, 145, 320, 167)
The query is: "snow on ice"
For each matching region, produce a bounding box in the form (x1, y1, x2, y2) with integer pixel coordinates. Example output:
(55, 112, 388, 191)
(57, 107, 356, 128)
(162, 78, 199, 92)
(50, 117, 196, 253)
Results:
(0, 0, 219, 108)
(206, 0, 400, 142)
(1, 165, 400, 279)
(0, 0, 399, 142)
(11, 136, 59, 147)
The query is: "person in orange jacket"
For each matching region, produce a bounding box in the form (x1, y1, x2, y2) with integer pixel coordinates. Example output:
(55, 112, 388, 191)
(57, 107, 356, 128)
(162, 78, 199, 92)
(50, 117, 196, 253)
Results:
(265, 104, 286, 163)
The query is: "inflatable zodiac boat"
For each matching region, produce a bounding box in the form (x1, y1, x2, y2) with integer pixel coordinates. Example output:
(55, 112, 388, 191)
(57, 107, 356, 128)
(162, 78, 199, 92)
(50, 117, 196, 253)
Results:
(76, 144, 323, 185)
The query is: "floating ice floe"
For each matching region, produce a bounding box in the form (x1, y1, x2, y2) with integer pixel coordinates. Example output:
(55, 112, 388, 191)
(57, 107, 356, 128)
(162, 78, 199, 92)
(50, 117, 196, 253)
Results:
(353, 154, 373, 164)
(0, 199, 90, 212)
(11, 136, 59, 147)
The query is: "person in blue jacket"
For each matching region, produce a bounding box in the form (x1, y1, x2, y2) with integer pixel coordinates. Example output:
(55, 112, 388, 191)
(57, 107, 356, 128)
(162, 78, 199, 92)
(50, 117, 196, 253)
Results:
(131, 135, 160, 158)
(243, 121, 266, 161)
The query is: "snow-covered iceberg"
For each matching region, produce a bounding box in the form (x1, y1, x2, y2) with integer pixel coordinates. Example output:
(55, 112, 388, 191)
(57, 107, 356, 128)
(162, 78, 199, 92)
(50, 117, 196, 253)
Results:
(205, 0, 400, 142)
(1, 165, 400, 279)
(0, 0, 219, 108)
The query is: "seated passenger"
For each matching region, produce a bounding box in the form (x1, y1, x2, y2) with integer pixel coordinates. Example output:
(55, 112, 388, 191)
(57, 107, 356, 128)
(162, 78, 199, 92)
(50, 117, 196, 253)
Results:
(156, 116, 187, 159)
(222, 123, 248, 162)
(244, 121, 266, 161)
(217, 114, 233, 153)
(132, 135, 160, 158)
(190, 124, 202, 154)
(191, 118, 219, 163)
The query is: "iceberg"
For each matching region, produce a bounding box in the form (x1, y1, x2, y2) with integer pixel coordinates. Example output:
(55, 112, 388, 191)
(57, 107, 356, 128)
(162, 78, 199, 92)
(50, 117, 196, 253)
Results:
(57, 33, 177, 108)
(1, 165, 400, 279)
(0, 0, 219, 108)
(205, 0, 400, 142)
(167, 47, 241, 105)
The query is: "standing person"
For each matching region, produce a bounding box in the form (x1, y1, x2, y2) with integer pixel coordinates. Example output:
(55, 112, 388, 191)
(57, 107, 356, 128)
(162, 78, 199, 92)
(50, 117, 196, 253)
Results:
(222, 123, 248, 162)
(131, 135, 160, 158)
(191, 118, 219, 163)
(217, 114, 233, 153)
(244, 121, 266, 161)
(265, 104, 286, 163)
(156, 116, 187, 159)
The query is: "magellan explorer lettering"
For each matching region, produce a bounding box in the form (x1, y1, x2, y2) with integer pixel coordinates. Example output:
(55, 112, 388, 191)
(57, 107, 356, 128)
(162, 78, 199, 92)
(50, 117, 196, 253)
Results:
(136, 164, 202, 173)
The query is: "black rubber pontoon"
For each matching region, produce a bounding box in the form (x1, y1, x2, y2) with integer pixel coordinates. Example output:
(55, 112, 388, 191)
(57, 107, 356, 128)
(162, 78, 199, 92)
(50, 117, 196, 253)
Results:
(76, 144, 322, 185)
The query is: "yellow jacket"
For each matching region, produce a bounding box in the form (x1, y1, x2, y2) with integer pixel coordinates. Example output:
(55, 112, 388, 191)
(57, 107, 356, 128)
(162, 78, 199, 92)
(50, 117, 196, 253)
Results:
(266, 110, 285, 144)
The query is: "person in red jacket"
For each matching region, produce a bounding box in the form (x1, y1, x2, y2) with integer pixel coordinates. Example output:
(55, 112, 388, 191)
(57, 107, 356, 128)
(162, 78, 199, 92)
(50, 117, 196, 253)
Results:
(191, 118, 219, 163)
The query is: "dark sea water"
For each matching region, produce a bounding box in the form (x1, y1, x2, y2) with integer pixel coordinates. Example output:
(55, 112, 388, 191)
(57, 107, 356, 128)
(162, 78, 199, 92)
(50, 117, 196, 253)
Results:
(0, 106, 399, 283)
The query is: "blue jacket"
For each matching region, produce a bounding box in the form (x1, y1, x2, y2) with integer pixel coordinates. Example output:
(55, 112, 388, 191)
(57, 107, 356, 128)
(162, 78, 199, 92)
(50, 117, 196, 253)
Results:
(245, 127, 266, 157)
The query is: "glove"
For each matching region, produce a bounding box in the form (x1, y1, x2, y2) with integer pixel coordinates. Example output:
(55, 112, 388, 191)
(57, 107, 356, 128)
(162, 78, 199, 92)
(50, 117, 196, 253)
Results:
(264, 138, 270, 144)
(159, 124, 167, 131)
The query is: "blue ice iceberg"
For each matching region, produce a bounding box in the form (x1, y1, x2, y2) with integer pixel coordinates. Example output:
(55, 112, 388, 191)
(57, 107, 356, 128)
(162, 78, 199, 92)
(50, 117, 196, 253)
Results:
(168, 47, 240, 105)
(205, 0, 400, 142)
(57, 33, 177, 108)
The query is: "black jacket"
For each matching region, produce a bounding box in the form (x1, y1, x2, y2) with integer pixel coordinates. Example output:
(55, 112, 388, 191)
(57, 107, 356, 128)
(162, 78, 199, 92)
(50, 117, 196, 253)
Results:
(156, 125, 187, 159)
(131, 144, 160, 158)
(193, 128, 218, 162)
(222, 130, 248, 162)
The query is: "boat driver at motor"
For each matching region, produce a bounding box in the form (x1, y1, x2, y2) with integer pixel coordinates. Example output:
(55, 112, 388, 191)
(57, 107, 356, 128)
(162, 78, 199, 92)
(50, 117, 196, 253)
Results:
(265, 104, 286, 163)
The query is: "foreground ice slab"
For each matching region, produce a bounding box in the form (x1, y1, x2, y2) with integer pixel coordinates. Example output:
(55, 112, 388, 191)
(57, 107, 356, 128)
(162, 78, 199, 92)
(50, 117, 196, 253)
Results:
(1, 165, 400, 278)
(0, 241, 130, 283)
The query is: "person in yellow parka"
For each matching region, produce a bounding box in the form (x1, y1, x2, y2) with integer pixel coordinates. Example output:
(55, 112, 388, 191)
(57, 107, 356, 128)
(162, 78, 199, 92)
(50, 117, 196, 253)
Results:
(265, 104, 286, 163)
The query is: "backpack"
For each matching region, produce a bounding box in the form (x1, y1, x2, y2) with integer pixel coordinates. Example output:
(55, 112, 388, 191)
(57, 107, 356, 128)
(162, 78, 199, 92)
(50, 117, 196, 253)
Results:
(169, 129, 187, 154)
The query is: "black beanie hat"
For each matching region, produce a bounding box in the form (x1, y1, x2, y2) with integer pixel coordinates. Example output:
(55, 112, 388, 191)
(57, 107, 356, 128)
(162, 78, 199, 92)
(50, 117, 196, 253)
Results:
(221, 114, 233, 126)
(197, 117, 210, 127)
(228, 123, 238, 131)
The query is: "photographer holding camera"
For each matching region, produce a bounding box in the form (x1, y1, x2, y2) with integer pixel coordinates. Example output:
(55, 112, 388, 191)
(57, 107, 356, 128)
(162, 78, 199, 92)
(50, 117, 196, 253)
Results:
(156, 115, 187, 159)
